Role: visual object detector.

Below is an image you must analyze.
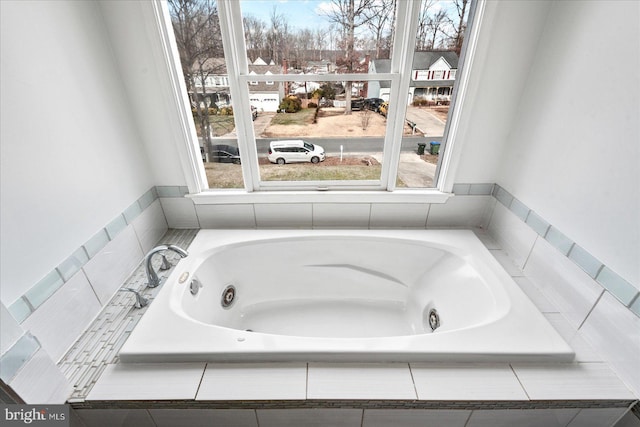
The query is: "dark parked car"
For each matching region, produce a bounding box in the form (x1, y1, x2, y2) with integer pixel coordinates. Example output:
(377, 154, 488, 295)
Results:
(364, 98, 384, 111)
(350, 98, 365, 110)
(210, 144, 241, 164)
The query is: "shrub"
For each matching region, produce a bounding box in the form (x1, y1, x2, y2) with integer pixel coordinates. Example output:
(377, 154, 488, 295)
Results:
(279, 96, 302, 113)
(308, 102, 318, 109)
(220, 106, 233, 116)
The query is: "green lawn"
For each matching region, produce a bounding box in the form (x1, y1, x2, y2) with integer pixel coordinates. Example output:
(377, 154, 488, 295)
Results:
(269, 108, 316, 126)
(204, 162, 406, 188)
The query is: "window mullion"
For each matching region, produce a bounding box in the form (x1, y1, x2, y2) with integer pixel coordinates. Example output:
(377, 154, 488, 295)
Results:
(217, 0, 260, 192)
(381, 0, 423, 191)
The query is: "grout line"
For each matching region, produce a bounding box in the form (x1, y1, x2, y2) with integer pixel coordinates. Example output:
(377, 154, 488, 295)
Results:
(81, 269, 103, 308)
(521, 235, 538, 272)
(305, 363, 309, 400)
(462, 410, 474, 427)
(193, 364, 207, 400)
(145, 409, 159, 427)
(407, 363, 419, 400)
(577, 289, 606, 331)
(509, 364, 532, 401)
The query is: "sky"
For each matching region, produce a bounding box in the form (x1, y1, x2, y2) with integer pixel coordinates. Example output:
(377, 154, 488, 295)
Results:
(240, 0, 333, 30)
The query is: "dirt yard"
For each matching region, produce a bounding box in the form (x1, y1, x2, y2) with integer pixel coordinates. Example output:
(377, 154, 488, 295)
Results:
(261, 107, 418, 138)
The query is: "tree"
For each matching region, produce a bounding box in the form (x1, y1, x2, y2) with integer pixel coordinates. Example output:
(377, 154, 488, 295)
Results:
(451, 0, 469, 54)
(243, 15, 267, 61)
(362, 0, 395, 59)
(321, 0, 375, 114)
(168, 0, 224, 153)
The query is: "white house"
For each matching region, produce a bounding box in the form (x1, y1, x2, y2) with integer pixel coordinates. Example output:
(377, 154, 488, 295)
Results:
(369, 51, 459, 104)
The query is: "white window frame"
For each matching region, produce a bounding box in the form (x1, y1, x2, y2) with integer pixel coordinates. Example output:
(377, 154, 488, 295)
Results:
(151, 0, 486, 204)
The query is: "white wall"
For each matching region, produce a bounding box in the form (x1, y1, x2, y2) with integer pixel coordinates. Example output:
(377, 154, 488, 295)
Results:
(0, 0, 154, 304)
(495, 0, 639, 288)
(452, 0, 552, 184)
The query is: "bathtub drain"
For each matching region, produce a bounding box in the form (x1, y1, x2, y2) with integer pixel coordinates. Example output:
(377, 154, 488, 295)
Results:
(221, 285, 236, 308)
(428, 308, 440, 332)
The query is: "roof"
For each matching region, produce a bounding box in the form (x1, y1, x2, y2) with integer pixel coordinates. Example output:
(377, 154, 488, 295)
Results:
(371, 50, 459, 74)
(371, 50, 459, 88)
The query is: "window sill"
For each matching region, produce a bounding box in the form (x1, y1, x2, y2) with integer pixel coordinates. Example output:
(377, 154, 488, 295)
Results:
(186, 189, 453, 205)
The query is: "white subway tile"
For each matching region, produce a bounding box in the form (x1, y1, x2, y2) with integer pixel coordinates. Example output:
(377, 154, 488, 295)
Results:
(131, 200, 168, 253)
(523, 237, 604, 329)
(22, 271, 101, 362)
(307, 363, 415, 399)
(514, 277, 558, 312)
(9, 348, 72, 404)
(312, 203, 371, 228)
(82, 226, 144, 305)
(511, 362, 635, 400)
(196, 363, 307, 400)
(159, 198, 199, 228)
(86, 363, 205, 400)
(580, 292, 640, 396)
(487, 202, 537, 269)
(411, 363, 528, 400)
(543, 314, 602, 362)
(369, 203, 429, 228)
(254, 203, 313, 228)
(196, 204, 256, 228)
(427, 196, 492, 228)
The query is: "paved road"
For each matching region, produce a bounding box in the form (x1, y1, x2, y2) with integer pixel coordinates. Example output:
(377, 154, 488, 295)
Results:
(212, 136, 443, 156)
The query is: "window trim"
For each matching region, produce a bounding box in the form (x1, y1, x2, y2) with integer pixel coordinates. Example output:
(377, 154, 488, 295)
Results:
(152, 0, 486, 203)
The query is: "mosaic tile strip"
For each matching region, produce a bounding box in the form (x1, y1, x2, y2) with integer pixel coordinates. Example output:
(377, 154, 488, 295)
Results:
(7, 187, 160, 324)
(71, 399, 635, 411)
(58, 229, 199, 401)
(492, 184, 639, 316)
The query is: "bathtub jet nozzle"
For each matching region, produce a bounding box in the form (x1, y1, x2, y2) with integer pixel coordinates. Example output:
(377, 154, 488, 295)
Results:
(428, 308, 440, 332)
(221, 284, 236, 308)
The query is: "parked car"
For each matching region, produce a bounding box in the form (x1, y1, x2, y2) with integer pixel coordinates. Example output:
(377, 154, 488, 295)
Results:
(378, 101, 389, 117)
(364, 98, 384, 111)
(210, 144, 241, 164)
(350, 98, 365, 111)
(268, 140, 325, 165)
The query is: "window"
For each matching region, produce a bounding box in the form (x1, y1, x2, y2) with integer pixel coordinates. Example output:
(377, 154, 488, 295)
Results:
(163, 0, 479, 194)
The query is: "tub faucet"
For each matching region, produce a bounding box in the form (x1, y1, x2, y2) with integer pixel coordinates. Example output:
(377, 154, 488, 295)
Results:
(119, 287, 148, 309)
(145, 244, 189, 288)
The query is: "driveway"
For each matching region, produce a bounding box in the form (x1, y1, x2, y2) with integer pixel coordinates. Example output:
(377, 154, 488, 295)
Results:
(220, 112, 275, 138)
(405, 106, 446, 137)
(371, 152, 436, 188)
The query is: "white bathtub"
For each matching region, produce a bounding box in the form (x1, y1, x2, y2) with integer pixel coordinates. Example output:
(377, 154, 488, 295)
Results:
(119, 230, 574, 363)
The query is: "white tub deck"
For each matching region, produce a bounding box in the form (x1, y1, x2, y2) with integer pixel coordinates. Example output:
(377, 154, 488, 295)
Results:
(119, 230, 574, 363)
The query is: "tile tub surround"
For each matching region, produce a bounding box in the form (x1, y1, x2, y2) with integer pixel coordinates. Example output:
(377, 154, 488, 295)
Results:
(57, 229, 637, 427)
(486, 186, 640, 397)
(6, 187, 164, 324)
(58, 229, 199, 401)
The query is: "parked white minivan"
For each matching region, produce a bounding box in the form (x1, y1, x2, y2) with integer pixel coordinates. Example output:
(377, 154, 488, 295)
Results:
(268, 140, 325, 165)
